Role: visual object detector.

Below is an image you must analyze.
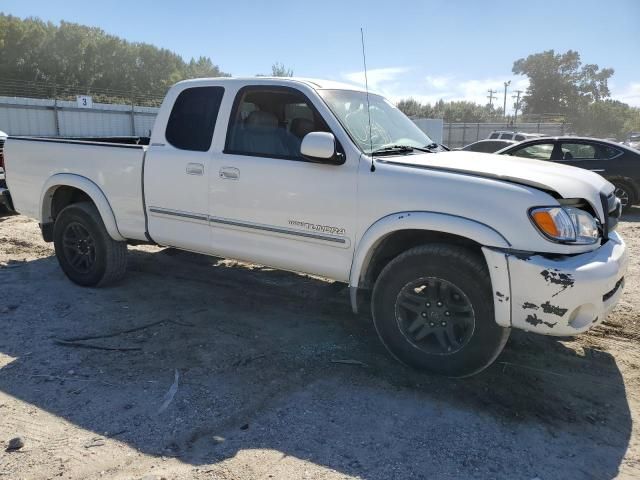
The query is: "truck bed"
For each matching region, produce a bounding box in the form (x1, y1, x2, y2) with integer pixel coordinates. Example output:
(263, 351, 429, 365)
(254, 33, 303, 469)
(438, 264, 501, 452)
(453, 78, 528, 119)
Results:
(4, 137, 148, 240)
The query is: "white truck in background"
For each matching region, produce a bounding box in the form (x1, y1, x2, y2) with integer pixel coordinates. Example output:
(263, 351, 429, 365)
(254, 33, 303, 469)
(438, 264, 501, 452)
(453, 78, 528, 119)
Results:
(1, 77, 628, 376)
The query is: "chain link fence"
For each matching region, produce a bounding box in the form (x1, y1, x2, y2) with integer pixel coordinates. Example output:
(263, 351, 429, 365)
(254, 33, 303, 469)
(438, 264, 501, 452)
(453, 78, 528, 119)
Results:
(0, 78, 163, 137)
(442, 121, 569, 148)
(0, 78, 165, 107)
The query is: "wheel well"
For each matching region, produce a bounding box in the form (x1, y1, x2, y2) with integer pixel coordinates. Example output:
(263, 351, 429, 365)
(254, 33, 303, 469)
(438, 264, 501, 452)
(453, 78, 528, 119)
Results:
(356, 230, 484, 314)
(41, 186, 93, 242)
(51, 186, 92, 220)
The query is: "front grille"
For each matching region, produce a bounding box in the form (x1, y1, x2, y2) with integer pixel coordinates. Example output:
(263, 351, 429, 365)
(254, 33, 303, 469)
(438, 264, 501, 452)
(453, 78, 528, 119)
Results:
(603, 277, 624, 302)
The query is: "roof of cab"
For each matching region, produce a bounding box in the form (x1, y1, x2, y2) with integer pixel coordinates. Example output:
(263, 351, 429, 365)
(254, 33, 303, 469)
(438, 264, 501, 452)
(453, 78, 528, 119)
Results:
(173, 76, 370, 93)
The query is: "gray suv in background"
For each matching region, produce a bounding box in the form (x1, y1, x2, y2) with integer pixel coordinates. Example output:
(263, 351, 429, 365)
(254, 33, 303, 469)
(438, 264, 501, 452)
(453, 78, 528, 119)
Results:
(488, 130, 545, 141)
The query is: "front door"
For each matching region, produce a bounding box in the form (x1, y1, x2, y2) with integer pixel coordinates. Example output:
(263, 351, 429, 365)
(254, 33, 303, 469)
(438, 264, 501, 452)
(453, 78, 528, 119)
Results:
(207, 85, 358, 281)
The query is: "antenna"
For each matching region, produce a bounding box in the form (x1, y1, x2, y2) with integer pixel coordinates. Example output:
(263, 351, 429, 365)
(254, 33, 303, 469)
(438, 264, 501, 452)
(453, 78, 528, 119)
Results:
(360, 27, 375, 172)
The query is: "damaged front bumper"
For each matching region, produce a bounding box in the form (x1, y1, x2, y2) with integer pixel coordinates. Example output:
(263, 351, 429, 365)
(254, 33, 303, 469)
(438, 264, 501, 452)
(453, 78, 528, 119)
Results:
(483, 231, 628, 336)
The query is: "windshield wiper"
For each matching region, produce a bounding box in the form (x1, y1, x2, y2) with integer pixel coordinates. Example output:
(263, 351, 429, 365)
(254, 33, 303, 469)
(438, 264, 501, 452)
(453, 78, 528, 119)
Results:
(423, 142, 442, 151)
(372, 144, 434, 156)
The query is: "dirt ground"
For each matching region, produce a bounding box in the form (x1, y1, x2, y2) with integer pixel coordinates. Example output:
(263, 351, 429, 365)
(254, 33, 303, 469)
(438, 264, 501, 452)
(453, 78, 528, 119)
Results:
(0, 209, 639, 480)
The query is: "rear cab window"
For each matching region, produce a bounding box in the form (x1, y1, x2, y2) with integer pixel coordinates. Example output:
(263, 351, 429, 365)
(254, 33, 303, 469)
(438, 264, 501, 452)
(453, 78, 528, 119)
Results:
(165, 86, 225, 151)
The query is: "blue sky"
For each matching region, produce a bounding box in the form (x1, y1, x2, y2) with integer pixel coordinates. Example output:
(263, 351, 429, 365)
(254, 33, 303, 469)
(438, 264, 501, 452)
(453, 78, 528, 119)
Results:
(2, 0, 639, 110)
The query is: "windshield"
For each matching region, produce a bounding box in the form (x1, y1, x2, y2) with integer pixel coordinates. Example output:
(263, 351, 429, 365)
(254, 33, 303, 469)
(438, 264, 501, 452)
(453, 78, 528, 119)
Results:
(318, 89, 434, 154)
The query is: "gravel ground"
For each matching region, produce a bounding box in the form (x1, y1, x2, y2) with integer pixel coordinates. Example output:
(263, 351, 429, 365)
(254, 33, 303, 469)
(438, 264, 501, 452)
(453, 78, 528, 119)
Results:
(0, 209, 639, 480)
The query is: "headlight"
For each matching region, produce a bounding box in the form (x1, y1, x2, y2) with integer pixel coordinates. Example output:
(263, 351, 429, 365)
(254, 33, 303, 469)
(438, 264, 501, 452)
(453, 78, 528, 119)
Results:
(529, 206, 599, 244)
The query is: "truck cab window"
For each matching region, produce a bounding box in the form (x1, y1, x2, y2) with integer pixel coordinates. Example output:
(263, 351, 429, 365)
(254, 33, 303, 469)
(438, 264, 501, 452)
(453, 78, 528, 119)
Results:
(225, 87, 329, 160)
(165, 86, 225, 151)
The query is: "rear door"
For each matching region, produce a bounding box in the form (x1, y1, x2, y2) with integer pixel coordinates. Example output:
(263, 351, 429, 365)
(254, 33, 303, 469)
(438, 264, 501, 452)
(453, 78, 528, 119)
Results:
(555, 141, 622, 176)
(144, 86, 225, 252)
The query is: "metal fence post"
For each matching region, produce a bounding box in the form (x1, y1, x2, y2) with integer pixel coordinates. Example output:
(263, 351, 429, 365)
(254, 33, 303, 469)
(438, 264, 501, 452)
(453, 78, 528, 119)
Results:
(130, 92, 136, 136)
(53, 83, 60, 137)
(447, 122, 452, 147)
(462, 122, 467, 147)
(476, 122, 480, 141)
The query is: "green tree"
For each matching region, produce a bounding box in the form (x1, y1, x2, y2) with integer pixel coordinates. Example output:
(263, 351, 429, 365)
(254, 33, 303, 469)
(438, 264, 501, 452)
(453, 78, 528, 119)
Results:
(396, 98, 503, 122)
(271, 62, 293, 77)
(572, 100, 640, 139)
(0, 14, 229, 103)
(512, 50, 614, 114)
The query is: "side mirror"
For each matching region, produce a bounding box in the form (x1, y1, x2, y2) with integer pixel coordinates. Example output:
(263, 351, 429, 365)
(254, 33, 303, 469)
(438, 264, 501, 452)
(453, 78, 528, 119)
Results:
(301, 132, 342, 164)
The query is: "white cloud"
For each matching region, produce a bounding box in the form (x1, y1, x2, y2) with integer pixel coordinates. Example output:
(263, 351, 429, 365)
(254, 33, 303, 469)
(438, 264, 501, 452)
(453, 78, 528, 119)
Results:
(425, 75, 451, 90)
(612, 82, 640, 107)
(339, 67, 531, 113)
(342, 67, 410, 91)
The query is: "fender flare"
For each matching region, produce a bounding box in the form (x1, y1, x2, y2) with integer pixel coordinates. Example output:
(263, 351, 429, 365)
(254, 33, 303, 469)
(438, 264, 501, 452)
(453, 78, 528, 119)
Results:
(40, 173, 125, 241)
(348, 211, 511, 312)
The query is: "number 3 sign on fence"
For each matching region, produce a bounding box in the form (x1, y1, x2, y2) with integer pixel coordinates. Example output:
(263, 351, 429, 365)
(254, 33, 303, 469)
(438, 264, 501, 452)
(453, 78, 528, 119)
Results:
(76, 95, 93, 108)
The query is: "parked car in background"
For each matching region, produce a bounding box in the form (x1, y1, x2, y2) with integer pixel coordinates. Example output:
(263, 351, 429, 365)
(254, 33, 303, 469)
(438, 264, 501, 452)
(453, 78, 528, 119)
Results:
(459, 139, 517, 153)
(488, 131, 545, 141)
(624, 132, 640, 150)
(497, 136, 640, 212)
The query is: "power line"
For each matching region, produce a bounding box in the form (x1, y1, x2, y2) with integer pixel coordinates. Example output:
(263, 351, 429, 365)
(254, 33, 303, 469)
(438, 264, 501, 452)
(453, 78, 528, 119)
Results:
(512, 90, 523, 123)
(487, 89, 497, 108)
(503, 81, 511, 120)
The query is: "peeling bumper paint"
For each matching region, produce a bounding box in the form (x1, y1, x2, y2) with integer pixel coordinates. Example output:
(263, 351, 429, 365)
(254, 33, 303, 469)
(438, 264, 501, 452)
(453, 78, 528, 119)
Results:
(483, 231, 628, 336)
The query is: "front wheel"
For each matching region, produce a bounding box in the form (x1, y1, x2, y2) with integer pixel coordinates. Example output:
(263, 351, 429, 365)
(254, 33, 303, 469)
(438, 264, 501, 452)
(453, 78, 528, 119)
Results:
(371, 244, 510, 377)
(53, 202, 127, 287)
(612, 180, 636, 213)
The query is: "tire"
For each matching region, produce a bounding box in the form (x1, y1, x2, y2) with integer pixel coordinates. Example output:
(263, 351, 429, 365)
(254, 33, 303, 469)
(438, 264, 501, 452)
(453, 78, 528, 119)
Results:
(371, 244, 510, 377)
(612, 180, 636, 213)
(53, 202, 127, 287)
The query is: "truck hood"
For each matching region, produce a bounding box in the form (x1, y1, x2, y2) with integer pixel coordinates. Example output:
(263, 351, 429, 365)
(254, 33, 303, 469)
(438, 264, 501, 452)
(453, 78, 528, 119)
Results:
(382, 150, 614, 214)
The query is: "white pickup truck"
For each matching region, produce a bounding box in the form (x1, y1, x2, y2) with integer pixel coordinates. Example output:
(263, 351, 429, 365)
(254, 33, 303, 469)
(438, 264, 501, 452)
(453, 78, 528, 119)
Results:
(2, 77, 628, 376)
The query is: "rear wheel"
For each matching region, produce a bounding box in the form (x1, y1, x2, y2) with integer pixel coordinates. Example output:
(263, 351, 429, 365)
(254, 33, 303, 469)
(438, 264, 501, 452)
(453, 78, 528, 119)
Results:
(371, 244, 510, 377)
(53, 202, 127, 286)
(612, 180, 636, 213)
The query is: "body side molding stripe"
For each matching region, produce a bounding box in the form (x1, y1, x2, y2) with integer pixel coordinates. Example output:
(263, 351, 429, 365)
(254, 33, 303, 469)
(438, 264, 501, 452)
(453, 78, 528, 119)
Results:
(148, 206, 347, 244)
(148, 207, 208, 222)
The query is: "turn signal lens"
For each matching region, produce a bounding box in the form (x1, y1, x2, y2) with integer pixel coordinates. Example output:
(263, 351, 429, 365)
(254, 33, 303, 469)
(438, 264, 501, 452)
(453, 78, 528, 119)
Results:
(529, 207, 576, 242)
(531, 210, 560, 238)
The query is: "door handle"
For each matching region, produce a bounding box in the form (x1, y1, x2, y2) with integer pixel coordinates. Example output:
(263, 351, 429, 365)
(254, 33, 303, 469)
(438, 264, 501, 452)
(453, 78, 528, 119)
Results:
(590, 169, 605, 172)
(186, 163, 204, 175)
(219, 167, 240, 180)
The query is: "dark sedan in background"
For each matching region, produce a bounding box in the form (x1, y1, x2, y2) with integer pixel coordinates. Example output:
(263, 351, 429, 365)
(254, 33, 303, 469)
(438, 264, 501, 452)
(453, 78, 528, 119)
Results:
(497, 137, 640, 212)
(459, 139, 517, 153)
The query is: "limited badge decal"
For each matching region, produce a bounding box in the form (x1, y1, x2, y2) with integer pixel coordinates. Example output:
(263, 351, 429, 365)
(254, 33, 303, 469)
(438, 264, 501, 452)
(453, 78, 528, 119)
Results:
(288, 220, 345, 236)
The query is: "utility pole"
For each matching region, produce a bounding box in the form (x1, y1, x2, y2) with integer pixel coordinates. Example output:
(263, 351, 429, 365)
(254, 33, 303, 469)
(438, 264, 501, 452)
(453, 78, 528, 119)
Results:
(512, 90, 523, 124)
(487, 89, 497, 108)
(503, 80, 511, 121)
